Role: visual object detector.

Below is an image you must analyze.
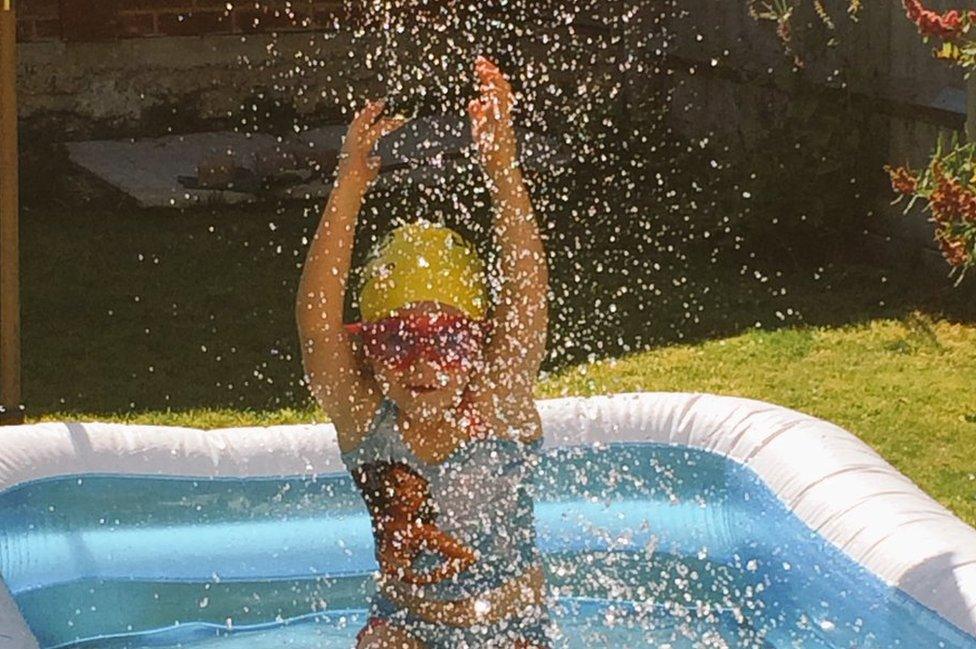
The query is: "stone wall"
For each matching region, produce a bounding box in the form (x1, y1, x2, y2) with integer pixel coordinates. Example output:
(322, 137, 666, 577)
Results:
(16, 0, 353, 42)
(14, 1, 667, 142)
(18, 30, 374, 139)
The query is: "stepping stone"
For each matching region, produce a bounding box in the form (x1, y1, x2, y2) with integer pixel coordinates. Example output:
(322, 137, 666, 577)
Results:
(65, 116, 571, 208)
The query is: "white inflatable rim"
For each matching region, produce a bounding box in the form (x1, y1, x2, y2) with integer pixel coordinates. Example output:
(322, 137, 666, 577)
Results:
(0, 391, 973, 646)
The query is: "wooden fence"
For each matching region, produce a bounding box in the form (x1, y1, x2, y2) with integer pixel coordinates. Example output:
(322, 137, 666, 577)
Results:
(666, 0, 970, 269)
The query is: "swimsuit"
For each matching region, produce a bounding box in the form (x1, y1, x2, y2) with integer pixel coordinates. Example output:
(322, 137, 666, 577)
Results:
(341, 395, 553, 647)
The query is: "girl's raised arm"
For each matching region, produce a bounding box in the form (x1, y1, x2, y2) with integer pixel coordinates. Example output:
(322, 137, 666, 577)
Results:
(468, 57, 550, 440)
(296, 100, 408, 449)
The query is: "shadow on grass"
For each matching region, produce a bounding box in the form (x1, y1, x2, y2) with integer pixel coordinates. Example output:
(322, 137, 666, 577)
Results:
(19, 144, 976, 418)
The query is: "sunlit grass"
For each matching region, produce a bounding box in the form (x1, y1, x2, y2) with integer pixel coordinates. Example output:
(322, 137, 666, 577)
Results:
(29, 407, 323, 429)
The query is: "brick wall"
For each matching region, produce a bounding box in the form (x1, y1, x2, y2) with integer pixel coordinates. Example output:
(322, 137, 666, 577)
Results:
(15, 0, 61, 41)
(15, 0, 360, 42)
(14, 0, 665, 148)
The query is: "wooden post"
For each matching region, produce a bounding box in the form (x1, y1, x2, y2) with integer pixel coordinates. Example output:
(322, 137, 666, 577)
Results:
(0, 0, 23, 425)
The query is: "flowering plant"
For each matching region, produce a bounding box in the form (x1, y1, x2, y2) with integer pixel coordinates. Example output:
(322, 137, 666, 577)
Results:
(748, 0, 976, 68)
(887, 2, 976, 279)
(903, 0, 976, 66)
(886, 133, 976, 279)
(751, 0, 976, 277)
(752, 1, 976, 67)
(747, 0, 862, 66)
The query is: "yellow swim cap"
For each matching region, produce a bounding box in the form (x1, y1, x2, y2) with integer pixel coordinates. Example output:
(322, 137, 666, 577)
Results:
(357, 221, 489, 322)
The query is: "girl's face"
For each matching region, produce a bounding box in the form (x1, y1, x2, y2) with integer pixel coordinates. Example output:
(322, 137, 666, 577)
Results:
(364, 302, 486, 422)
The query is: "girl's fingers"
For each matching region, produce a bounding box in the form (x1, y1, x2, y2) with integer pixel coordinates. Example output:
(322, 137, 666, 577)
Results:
(474, 61, 513, 115)
(364, 98, 387, 119)
(353, 98, 387, 131)
(468, 99, 496, 149)
(475, 57, 509, 92)
(474, 58, 494, 92)
(476, 69, 498, 97)
(363, 116, 409, 151)
(474, 91, 503, 124)
(468, 98, 487, 131)
(475, 55, 499, 75)
(375, 115, 410, 138)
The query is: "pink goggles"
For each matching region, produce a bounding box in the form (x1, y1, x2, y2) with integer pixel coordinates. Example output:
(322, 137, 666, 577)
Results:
(344, 313, 492, 371)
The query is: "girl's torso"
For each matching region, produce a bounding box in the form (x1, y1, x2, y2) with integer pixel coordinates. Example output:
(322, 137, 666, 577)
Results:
(340, 395, 544, 602)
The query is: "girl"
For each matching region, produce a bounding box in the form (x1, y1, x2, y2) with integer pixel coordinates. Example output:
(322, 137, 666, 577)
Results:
(296, 56, 551, 648)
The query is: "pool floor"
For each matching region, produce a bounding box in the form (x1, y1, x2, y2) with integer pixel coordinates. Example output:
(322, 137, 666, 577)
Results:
(64, 597, 771, 649)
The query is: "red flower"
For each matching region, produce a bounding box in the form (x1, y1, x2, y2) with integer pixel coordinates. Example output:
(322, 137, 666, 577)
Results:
(776, 18, 792, 45)
(885, 165, 918, 195)
(903, 0, 974, 40)
(936, 231, 971, 267)
(930, 166, 976, 226)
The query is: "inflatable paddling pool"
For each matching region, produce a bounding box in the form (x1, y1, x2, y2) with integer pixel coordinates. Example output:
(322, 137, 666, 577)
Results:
(0, 392, 974, 648)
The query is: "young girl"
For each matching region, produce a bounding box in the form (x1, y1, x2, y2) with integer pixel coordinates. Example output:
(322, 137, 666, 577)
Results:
(296, 56, 552, 648)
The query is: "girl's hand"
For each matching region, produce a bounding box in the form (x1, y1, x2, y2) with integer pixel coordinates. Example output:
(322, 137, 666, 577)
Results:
(337, 98, 409, 189)
(468, 56, 519, 180)
(400, 526, 477, 585)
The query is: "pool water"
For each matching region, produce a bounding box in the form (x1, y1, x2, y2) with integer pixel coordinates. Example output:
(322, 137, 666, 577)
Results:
(1, 444, 974, 648)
